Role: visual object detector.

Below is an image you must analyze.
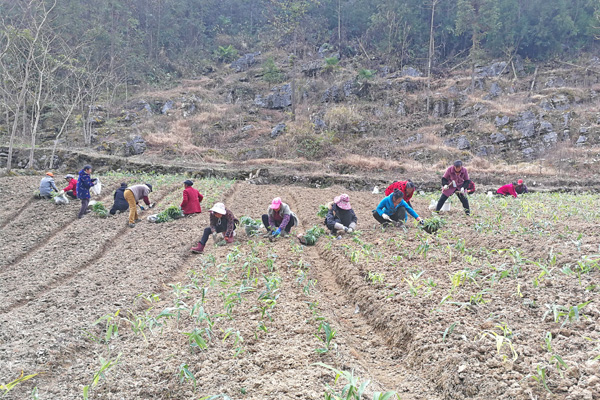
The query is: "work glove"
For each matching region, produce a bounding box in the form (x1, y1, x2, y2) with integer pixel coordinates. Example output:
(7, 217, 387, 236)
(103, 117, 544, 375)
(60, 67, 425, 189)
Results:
(419, 220, 425, 226)
(442, 185, 449, 190)
(224, 236, 234, 244)
(344, 227, 349, 233)
(212, 232, 218, 242)
(148, 203, 155, 209)
(272, 228, 282, 236)
(382, 214, 392, 221)
(347, 228, 353, 233)
(459, 187, 466, 194)
(139, 205, 145, 211)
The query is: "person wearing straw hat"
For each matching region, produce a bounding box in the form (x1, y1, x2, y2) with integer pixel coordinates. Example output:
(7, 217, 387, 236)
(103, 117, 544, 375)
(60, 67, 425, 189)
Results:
(191, 202, 238, 253)
(373, 189, 424, 226)
(180, 180, 203, 215)
(262, 197, 298, 237)
(62, 174, 78, 199)
(39, 172, 59, 199)
(325, 193, 357, 235)
(497, 179, 528, 198)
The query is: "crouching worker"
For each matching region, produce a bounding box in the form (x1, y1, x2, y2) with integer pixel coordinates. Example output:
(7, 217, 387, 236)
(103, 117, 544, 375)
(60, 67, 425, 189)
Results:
(262, 197, 298, 237)
(39, 172, 59, 199)
(180, 180, 203, 215)
(497, 179, 528, 198)
(325, 194, 357, 235)
(384, 180, 416, 210)
(373, 189, 423, 226)
(124, 183, 154, 227)
(63, 174, 78, 199)
(109, 183, 129, 215)
(436, 160, 471, 215)
(191, 203, 238, 253)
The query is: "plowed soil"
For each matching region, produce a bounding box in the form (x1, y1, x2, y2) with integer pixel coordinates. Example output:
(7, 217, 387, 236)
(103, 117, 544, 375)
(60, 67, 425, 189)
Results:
(1, 176, 599, 400)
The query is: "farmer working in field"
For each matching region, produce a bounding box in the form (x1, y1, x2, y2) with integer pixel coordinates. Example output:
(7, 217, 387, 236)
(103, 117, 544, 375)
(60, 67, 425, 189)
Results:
(324, 194, 357, 235)
(191, 202, 238, 253)
(384, 180, 416, 210)
(373, 188, 423, 226)
(124, 183, 154, 227)
(76, 165, 97, 219)
(39, 172, 59, 199)
(109, 183, 129, 215)
(262, 197, 298, 237)
(496, 179, 528, 198)
(435, 160, 471, 215)
(467, 180, 476, 195)
(180, 180, 203, 215)
(62, 174, 78, 199)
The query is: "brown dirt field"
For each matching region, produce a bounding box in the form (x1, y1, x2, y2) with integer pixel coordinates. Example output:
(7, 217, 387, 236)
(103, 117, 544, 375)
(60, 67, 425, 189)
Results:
(1, 178, 599, 399)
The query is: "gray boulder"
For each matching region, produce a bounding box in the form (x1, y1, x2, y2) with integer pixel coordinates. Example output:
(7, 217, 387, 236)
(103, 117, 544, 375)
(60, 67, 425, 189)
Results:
(477, 145, 495, 156)
(495, 115, 510, 127)
(477, 62, 507, 77)
(255, 84, 292, 109)
(401, 66, 422, 77)
(302, 60, 323, 77)
(522, 147, 535, 158)
(241, 125, 255, 132)
(576, 135, 587, 146)
(485, 82, 502, 99)
(542, 132, 558, 146)
(125, 135, 146, 156)
(161, 100, 174, 114)
(230, 52, 261, 72)
(515, 110, 537, 138)
(270, 123, 287, 139)
(397, 102, 406, 116)
(490, 132, 507, 143)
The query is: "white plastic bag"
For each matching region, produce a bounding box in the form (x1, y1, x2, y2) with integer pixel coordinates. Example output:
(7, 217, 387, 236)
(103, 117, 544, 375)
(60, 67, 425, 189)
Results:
(429, 199, 451, 212)
(54, 194, 69, 205)
(90, 177, 102, 196)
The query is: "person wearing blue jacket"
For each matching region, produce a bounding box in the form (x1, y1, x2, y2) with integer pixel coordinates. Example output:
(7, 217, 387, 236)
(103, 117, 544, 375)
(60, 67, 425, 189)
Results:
(76, 165, 96, 219)
(373, 189, 424, 226)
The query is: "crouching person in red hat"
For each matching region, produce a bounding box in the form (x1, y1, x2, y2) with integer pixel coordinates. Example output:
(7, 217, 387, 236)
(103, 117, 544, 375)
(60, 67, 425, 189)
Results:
(496, 179, 528, 198)
(191, 202, 238, 253)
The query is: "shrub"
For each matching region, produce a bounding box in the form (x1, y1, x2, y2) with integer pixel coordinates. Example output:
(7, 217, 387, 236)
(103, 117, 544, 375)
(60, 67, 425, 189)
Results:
(214, 45, 238, 63)
(262, 57, 283, 84)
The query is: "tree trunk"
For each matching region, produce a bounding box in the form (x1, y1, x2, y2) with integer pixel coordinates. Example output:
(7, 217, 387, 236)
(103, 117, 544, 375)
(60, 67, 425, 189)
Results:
(426, 0, 437, 114)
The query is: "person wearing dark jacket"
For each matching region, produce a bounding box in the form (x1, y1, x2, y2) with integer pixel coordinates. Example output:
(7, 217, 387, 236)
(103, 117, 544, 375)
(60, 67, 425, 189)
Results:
(76, 165, 96, 219)
(325, 194, 357, 234)
(109, 183, 129, 215)
(180, 180, 203, 215)
(191, 203, 238, 253)
(435, 160, 471, 215)
(373, 189, 423, 226)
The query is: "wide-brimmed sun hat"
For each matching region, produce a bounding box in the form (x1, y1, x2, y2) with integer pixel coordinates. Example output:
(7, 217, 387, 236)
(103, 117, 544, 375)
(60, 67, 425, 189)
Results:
(270, 197, 282, 209)
(64, 174, 74, 180)
(334, 194, 351, 210)
(210, 202, 226, 214)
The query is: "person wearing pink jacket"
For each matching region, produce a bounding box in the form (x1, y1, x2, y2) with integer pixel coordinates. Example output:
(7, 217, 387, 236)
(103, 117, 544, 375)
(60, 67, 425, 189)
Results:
(497, 179, 528, 198)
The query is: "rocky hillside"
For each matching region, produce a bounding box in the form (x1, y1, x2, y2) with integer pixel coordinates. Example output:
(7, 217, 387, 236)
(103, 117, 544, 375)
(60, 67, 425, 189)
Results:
(4, 52, 600, 179)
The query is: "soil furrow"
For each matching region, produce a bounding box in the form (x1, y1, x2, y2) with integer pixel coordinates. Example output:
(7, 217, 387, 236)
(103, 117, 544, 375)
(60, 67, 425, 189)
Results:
(0, 183, 179, 314)
(0, 196, 35, 230)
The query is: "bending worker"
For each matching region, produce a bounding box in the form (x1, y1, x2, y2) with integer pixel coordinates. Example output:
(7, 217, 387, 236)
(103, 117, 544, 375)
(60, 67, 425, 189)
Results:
(62, 174, 78, 199)
(109, 183, 129, 215)
(373, 189, 423, 226)
(384, 179, 416, 210)
(124, 183, 154, 227)
(39, 172, 59, 199)
(497, 179, 528, 198)
(435, 160, 471, 215)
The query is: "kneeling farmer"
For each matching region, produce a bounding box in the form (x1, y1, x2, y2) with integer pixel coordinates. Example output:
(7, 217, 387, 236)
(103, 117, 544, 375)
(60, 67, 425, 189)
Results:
(39, 172, 59, 199)
(124, 183, 154, 227)
(109, 183, 129, 215)
(191, 203, 238, 253)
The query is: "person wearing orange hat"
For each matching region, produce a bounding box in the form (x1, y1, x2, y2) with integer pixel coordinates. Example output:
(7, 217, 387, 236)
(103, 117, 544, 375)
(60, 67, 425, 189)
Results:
(496, 179, 528, 198)
(39, 172, 59, 199)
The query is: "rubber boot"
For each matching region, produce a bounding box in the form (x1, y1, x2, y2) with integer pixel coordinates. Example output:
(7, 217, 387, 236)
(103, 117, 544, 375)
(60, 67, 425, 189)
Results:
(191, 242, 205, 253)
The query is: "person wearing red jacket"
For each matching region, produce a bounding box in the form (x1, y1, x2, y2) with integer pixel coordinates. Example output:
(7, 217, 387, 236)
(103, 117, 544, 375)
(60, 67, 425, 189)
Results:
(497, 179, 527, 198)
(384, 180, 416, 209)
(63, 174, 78, 199)
(180, 180, 203, 215)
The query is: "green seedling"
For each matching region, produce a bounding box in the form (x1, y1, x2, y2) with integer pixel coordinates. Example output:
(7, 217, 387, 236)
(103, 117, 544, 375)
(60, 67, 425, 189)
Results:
(317, 205, 329, 218)
(91, 202, 109, 218)
(177, 363, 197, 391)
(529, 364, 551, 393)
(1, 371, 39, 396)
(442, 322, 458, 342)
(479, 330, 518, 362)
(550, 354, 568, 378)
(183, 329, 209, 351)
(314, 362, 399, 400)
(83, 353, 121, 400)
(222, 329, 244, 356)
(367, 271, 384, 284)
(154, 205, 183, 223)
(542, 332, 552, 352)
(543, 301, 592, 326)
(315, 322, 337, 354)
